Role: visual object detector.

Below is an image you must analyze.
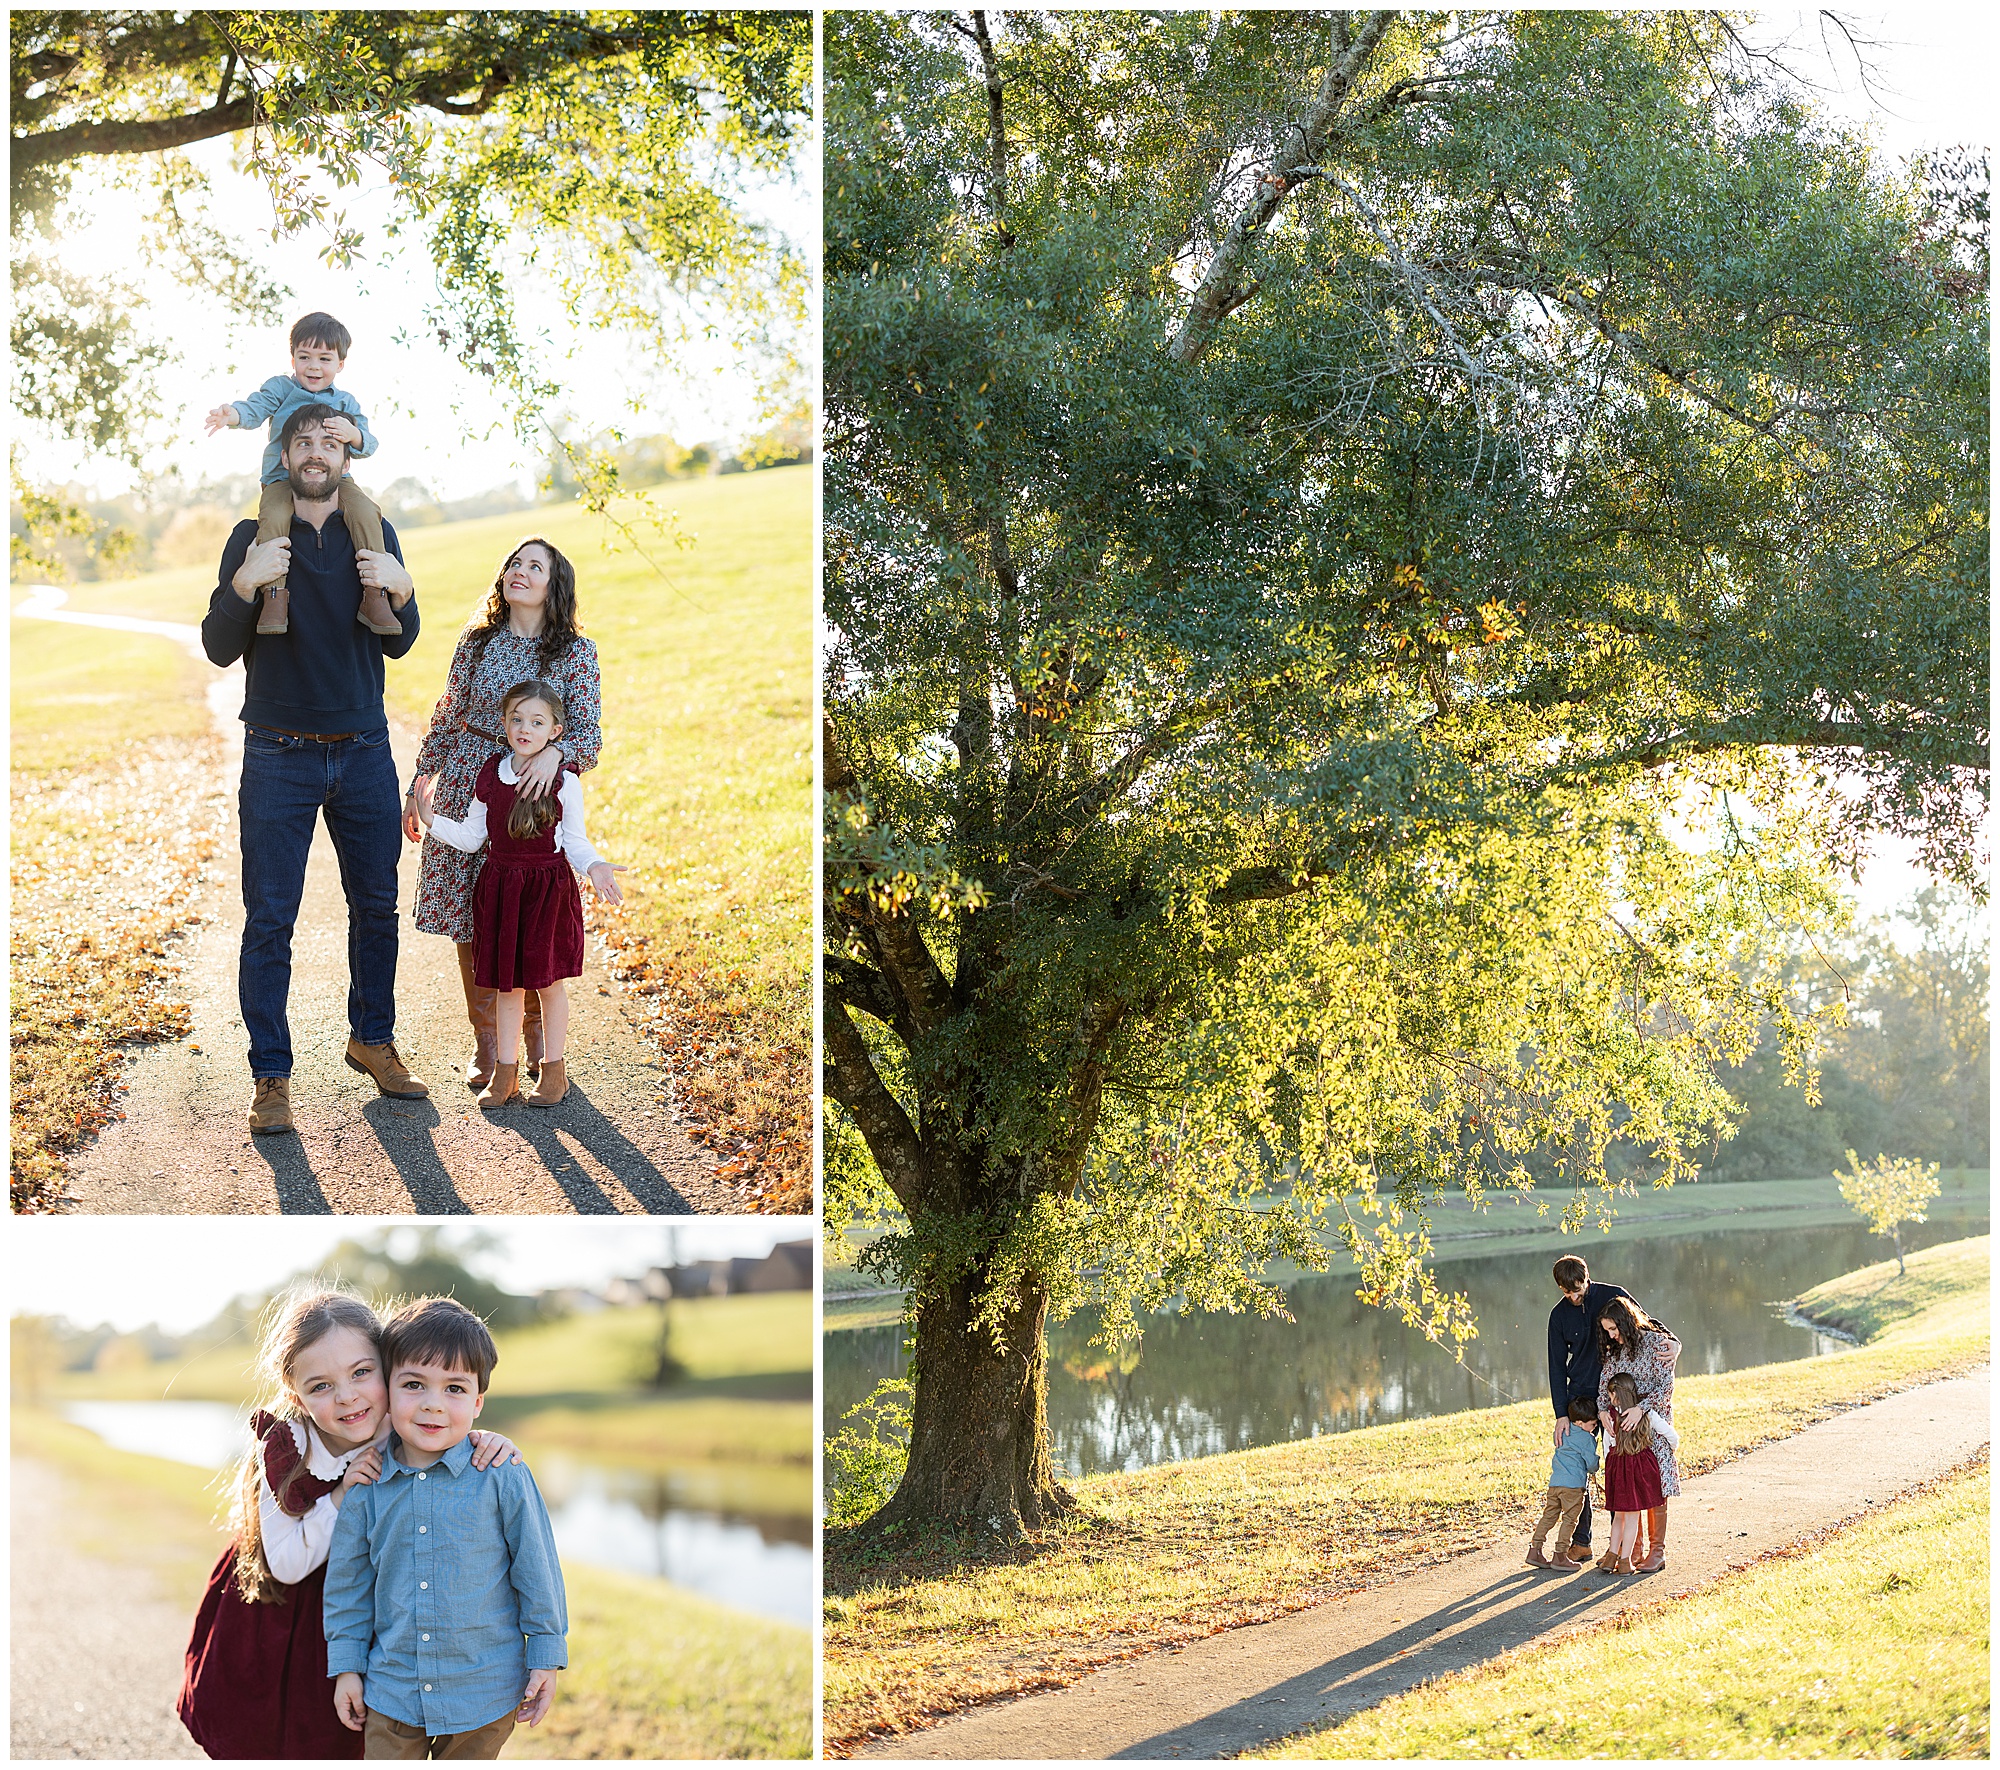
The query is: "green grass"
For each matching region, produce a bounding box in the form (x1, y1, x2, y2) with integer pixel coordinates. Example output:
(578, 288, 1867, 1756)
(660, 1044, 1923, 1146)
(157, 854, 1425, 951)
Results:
(13, 1406, 811, 1758)
(823, 1237, 1990, 1749)
(11, 471, 813, 1209)
(1795, 1236, 1991, 1343)
(10, 615, 212, 773)
(1255, 1462, 1990, 1759)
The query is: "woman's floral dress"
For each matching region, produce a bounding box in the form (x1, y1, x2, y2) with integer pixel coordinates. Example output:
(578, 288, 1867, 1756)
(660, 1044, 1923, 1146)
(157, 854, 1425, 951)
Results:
(410, 627, 601, 943)
(1597, 1326, 1683, 1498)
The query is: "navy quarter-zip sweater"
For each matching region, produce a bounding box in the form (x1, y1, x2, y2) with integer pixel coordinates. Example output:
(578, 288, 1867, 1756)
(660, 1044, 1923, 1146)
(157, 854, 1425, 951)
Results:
(202, 514, 420, 731)
(1548, 1279, 1635, 1418)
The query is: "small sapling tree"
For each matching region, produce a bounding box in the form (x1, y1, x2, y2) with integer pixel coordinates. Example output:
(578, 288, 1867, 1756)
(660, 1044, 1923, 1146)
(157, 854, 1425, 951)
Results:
(1837, 1150, 1943, 1276)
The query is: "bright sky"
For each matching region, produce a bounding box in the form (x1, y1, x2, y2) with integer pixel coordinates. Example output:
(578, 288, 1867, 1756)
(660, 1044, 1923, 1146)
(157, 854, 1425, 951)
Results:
(10, 1220, 808, 1335)
(33, 119, 812, 503)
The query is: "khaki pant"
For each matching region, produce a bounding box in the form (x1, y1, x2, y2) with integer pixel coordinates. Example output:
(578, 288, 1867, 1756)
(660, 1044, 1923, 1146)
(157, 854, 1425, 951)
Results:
(256, 476, 386, 553)
(363, 1707, 516, 1760)
(1530, 1484, 1588, 1556)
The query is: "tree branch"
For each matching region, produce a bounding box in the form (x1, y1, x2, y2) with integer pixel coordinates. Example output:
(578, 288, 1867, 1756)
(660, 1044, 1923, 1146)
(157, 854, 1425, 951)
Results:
(825, 1003, 926, 1211)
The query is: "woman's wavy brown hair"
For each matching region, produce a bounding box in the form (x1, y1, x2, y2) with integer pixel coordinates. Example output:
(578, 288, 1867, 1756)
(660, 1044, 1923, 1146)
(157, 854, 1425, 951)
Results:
(500, 681, 566, 839)
(227, 1286, 384, 1604)
(467, 537, 582, 678)
(1594, 1295, 1662, 1369)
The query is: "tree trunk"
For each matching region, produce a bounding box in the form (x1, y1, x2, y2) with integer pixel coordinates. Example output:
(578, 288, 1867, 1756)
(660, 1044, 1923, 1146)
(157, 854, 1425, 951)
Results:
(863, 1270, 1073, 1540)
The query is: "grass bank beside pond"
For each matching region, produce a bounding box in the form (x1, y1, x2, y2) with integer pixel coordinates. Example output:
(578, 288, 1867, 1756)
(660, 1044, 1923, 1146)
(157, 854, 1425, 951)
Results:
(14, 1406, 811, 1758)
(1254, 1460, 1990, 1760)
(824, 1173, 1989, 1330)
(823, 1236, 1988, 1753)
(33, 1295, 811, 1472)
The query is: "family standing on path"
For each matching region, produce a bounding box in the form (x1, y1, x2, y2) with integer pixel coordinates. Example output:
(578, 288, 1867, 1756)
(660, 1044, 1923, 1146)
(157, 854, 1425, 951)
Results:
(200, 311, 624, 1138)
(1533, 1253, 1682, 1575)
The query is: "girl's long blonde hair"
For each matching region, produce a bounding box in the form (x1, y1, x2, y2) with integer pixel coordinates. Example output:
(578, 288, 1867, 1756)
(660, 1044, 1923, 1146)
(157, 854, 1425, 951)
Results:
(1608, 1373, 1653, 1455)
(227, 1286, 382, 1604)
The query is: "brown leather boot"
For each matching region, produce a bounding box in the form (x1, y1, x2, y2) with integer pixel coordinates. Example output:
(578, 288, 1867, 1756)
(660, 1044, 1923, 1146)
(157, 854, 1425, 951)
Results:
(456, 943, 498, 1090)
(344, 1038, 430, 1099)
(356, 581, 403, 636)
(248, 1076, 294, 1134)
(526, 1058, 568, 1108)
(257, 584, 291, 635)
(521, 988, 545, 1078)
(477, 1062, 520, 1110)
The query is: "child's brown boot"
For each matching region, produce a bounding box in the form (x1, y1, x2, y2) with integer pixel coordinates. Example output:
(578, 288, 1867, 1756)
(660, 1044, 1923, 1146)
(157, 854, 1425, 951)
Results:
(526, 1058, 568, 1108)
(356, 581, 403, 636)
(477, 1062, 519, 1110)
(257, 584, 291, 635)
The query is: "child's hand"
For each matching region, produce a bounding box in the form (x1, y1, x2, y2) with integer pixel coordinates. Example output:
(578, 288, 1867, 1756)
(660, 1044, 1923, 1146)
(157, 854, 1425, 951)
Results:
(338, 1445, 383, 1497)
(323, 414, 363, 449)
(468, 1429, 525, 1469)
(411, 777, 436, 830)
(586, 860, 627, 904)
(204, 404, 238, 434)
(334, 1672, 368, 1731)
(517, 1668, 559, 1727)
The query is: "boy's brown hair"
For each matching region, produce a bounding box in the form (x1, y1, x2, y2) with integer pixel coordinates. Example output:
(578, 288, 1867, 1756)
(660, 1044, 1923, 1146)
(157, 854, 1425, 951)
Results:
(291, 311, 352, 357)
(1566, 1396, 1600, 1427)
(379, 1296, 498, 1394)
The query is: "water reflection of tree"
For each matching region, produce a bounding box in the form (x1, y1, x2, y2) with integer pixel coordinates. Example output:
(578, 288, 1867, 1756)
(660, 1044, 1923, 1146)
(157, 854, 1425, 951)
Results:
(826, 1213, 1986, 1476)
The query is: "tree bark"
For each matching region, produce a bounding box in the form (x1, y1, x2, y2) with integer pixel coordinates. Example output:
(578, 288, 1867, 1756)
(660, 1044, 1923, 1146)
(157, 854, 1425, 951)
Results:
(862, 1269, 1072, 1540)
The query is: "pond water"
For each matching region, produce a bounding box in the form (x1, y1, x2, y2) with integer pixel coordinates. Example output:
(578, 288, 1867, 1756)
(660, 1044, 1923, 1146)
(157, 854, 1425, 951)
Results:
(826, 1212, 1987, 1479)
(58, 1402, 810, 1628)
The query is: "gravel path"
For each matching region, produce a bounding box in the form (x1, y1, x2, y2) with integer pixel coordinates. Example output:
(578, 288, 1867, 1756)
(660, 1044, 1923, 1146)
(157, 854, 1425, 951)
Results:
(854, 1368, 1991, 1760)
(10, 1458, 205, 1760)
(23, 600, 754, 1214)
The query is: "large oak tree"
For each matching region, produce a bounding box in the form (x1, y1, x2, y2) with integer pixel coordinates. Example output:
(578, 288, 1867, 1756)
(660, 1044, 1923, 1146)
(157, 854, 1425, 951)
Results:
(823, 10, 1987, 1536)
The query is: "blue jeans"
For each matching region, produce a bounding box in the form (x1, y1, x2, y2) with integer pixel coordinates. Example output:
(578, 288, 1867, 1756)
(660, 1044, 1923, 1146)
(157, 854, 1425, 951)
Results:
(238, 726, 401, 1077)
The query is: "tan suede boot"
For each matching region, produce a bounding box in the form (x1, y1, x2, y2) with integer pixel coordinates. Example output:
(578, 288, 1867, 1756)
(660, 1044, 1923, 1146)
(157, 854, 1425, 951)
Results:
(356, 582, 403, 636)
(456, 943, 498, 1090)
(477, 1062, 520, 1110)
(526, 1059, 568, 1108)
(257, 584, 291, 635)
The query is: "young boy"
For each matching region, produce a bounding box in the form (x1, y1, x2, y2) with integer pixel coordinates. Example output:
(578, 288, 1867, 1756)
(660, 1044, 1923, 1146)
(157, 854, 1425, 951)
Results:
(324, 1298, 567, 1759)
(1526, 1396, 1602, 1569)
(205, 311, 399, 638)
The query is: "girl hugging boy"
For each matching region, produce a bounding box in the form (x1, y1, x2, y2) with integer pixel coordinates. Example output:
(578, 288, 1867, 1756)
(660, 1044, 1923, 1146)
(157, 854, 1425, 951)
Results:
(206, 311, 398, 639)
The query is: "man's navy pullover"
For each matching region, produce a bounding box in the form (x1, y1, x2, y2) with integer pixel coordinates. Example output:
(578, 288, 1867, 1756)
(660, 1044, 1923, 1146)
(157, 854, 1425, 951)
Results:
(202, 513, 419, 733)
(1548, 1279, 1634, 1418)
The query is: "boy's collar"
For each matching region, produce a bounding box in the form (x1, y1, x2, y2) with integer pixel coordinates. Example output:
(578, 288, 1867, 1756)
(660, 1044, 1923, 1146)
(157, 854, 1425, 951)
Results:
(386, 1432, 477, 1475)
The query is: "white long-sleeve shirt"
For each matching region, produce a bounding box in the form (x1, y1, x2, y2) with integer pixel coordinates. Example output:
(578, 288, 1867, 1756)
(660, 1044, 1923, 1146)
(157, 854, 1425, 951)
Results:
(257, 1419, 379, 1585)
(426, 753, 606, 875)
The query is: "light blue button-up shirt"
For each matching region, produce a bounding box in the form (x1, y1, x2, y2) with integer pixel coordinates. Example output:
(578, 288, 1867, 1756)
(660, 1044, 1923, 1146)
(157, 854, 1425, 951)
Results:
(230, 375, 379, 486)
(323, 1433, 568, 1734)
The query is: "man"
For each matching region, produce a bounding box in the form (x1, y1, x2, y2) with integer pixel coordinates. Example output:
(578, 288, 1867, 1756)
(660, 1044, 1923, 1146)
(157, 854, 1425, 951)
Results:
(1546, 1253, 1634, 1564)
(201, 404, 429, 1134)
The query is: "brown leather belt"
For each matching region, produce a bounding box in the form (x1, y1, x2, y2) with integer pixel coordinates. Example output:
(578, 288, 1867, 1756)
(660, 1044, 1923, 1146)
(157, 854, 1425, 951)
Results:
(250, 723, 365, 742)
(461, 719, 502, 744)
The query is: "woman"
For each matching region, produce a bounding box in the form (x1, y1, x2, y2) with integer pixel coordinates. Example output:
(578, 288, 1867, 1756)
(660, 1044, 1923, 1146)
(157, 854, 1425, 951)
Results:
(1595, 1295, 1681, 1573)
(404, 538, 602, 1086)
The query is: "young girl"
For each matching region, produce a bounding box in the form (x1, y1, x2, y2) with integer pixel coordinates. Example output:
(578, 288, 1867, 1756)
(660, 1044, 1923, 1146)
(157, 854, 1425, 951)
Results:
(177, 1287, 521, 1758)
(415, 679, 625, 1109)
(1597, 1372, 1679, 1574)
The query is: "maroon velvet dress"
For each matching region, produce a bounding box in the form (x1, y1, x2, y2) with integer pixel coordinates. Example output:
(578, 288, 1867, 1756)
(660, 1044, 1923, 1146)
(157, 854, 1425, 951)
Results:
(1604, 1441, 1667, 1512)
(178, 1414, 362, 1759)
(466, 753, 586, 992)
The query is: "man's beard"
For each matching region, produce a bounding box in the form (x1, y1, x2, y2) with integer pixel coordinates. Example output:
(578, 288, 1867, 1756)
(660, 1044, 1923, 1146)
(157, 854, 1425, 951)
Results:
(287, 459, 341, 500)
